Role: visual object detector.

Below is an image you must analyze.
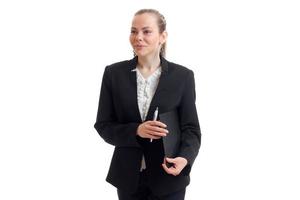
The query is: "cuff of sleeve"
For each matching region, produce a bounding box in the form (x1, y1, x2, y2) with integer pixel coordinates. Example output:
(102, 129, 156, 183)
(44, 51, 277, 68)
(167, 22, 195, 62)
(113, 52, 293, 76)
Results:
(178, 150, 196, 167)
(177, 151, 197, 176)
(126, 123, 141, 147)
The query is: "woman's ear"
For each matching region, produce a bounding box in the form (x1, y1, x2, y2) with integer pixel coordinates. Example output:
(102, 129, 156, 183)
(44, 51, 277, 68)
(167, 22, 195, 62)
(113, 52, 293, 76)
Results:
(160, 31, 168, 45)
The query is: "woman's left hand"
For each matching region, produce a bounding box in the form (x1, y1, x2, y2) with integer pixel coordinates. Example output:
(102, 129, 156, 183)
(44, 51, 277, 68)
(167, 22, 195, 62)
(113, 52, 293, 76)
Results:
(162, 157, 188, 176)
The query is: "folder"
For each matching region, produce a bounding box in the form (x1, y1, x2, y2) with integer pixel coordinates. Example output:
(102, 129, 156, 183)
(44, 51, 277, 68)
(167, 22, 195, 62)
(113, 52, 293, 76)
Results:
(159, 110, 181, 158)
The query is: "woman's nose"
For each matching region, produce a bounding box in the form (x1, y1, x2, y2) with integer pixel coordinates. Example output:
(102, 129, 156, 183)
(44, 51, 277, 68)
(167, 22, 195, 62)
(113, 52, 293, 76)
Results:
(136, 32, 143, 41)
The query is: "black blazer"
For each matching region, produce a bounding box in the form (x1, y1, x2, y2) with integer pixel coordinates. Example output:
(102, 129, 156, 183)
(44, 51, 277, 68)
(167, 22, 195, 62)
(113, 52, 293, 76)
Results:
(94, 56, 201, 196)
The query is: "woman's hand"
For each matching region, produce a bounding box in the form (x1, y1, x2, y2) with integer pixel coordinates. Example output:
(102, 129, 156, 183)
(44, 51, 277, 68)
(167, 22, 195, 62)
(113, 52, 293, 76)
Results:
(136, 120, 168, 140)
(162, 157, 188, 176)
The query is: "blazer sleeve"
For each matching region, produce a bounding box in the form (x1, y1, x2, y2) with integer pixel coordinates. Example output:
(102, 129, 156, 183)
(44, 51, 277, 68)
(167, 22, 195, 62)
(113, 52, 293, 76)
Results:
(94, 66, 141, 148)
(177, 70, 201, 173)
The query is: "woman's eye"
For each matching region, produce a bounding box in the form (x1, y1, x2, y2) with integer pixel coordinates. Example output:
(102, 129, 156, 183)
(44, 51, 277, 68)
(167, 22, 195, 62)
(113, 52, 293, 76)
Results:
(144, 30, 152, 34)
(131, 30, 137, 34)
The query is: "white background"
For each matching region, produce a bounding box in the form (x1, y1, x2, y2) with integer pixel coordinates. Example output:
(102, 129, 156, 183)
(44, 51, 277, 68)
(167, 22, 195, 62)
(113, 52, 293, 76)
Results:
(1, 0, 300, 199)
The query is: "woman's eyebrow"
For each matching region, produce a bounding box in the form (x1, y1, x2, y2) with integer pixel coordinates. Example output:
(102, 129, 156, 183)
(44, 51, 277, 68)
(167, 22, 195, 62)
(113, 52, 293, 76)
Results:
(142, 27, 151, 30)
(131, 26, 152, 30)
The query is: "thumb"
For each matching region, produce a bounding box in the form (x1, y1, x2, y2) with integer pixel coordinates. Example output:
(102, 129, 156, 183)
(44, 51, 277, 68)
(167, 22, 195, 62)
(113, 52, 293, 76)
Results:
(165, 157, 176, 163)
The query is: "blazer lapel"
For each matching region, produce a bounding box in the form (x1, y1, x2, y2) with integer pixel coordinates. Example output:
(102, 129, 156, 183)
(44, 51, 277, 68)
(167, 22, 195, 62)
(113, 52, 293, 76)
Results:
(127, 56, 169, 121)
(128, 56, 139, 87)
(146, 57, 169, 120)
(128, 57, 143, 122)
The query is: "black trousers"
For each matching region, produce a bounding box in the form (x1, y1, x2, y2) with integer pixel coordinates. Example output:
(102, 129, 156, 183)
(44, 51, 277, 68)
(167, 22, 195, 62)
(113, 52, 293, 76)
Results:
(117, 171, 186, 200)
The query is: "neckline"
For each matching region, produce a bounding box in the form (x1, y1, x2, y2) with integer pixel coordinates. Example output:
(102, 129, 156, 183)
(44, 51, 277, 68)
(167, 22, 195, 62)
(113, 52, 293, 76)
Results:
(136, 66, 162, 81)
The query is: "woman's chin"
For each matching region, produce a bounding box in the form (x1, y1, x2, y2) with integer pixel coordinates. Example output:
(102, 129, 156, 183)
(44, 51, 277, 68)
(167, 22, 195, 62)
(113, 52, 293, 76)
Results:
(135, 51, 156, 58)
(135, 52, 147, 57)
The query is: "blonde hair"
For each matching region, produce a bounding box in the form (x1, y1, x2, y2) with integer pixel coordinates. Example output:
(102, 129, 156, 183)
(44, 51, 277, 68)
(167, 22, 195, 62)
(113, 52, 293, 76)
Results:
(134, 9, 167, 57)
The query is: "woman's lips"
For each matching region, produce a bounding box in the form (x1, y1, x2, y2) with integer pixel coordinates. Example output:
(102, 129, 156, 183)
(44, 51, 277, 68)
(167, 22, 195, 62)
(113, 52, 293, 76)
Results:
(135, 45, 145, 50)
(135, 44, 145, 47)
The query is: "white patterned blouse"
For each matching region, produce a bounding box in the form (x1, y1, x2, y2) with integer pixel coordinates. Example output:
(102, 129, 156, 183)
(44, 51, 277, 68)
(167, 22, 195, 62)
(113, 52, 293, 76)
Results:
(135, 66, 162, 171)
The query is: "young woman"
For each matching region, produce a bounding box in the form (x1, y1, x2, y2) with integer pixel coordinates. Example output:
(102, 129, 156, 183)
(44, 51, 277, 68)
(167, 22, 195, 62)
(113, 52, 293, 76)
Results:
(94, 9, 201, 200)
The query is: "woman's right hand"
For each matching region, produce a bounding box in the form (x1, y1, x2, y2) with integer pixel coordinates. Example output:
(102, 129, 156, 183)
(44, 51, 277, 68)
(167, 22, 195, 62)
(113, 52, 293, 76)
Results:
(136, 121, 168, 140)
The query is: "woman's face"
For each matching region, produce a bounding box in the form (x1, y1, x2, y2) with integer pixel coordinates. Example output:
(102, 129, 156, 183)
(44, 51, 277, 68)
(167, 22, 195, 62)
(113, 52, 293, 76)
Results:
(130, 13, 166, 58)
